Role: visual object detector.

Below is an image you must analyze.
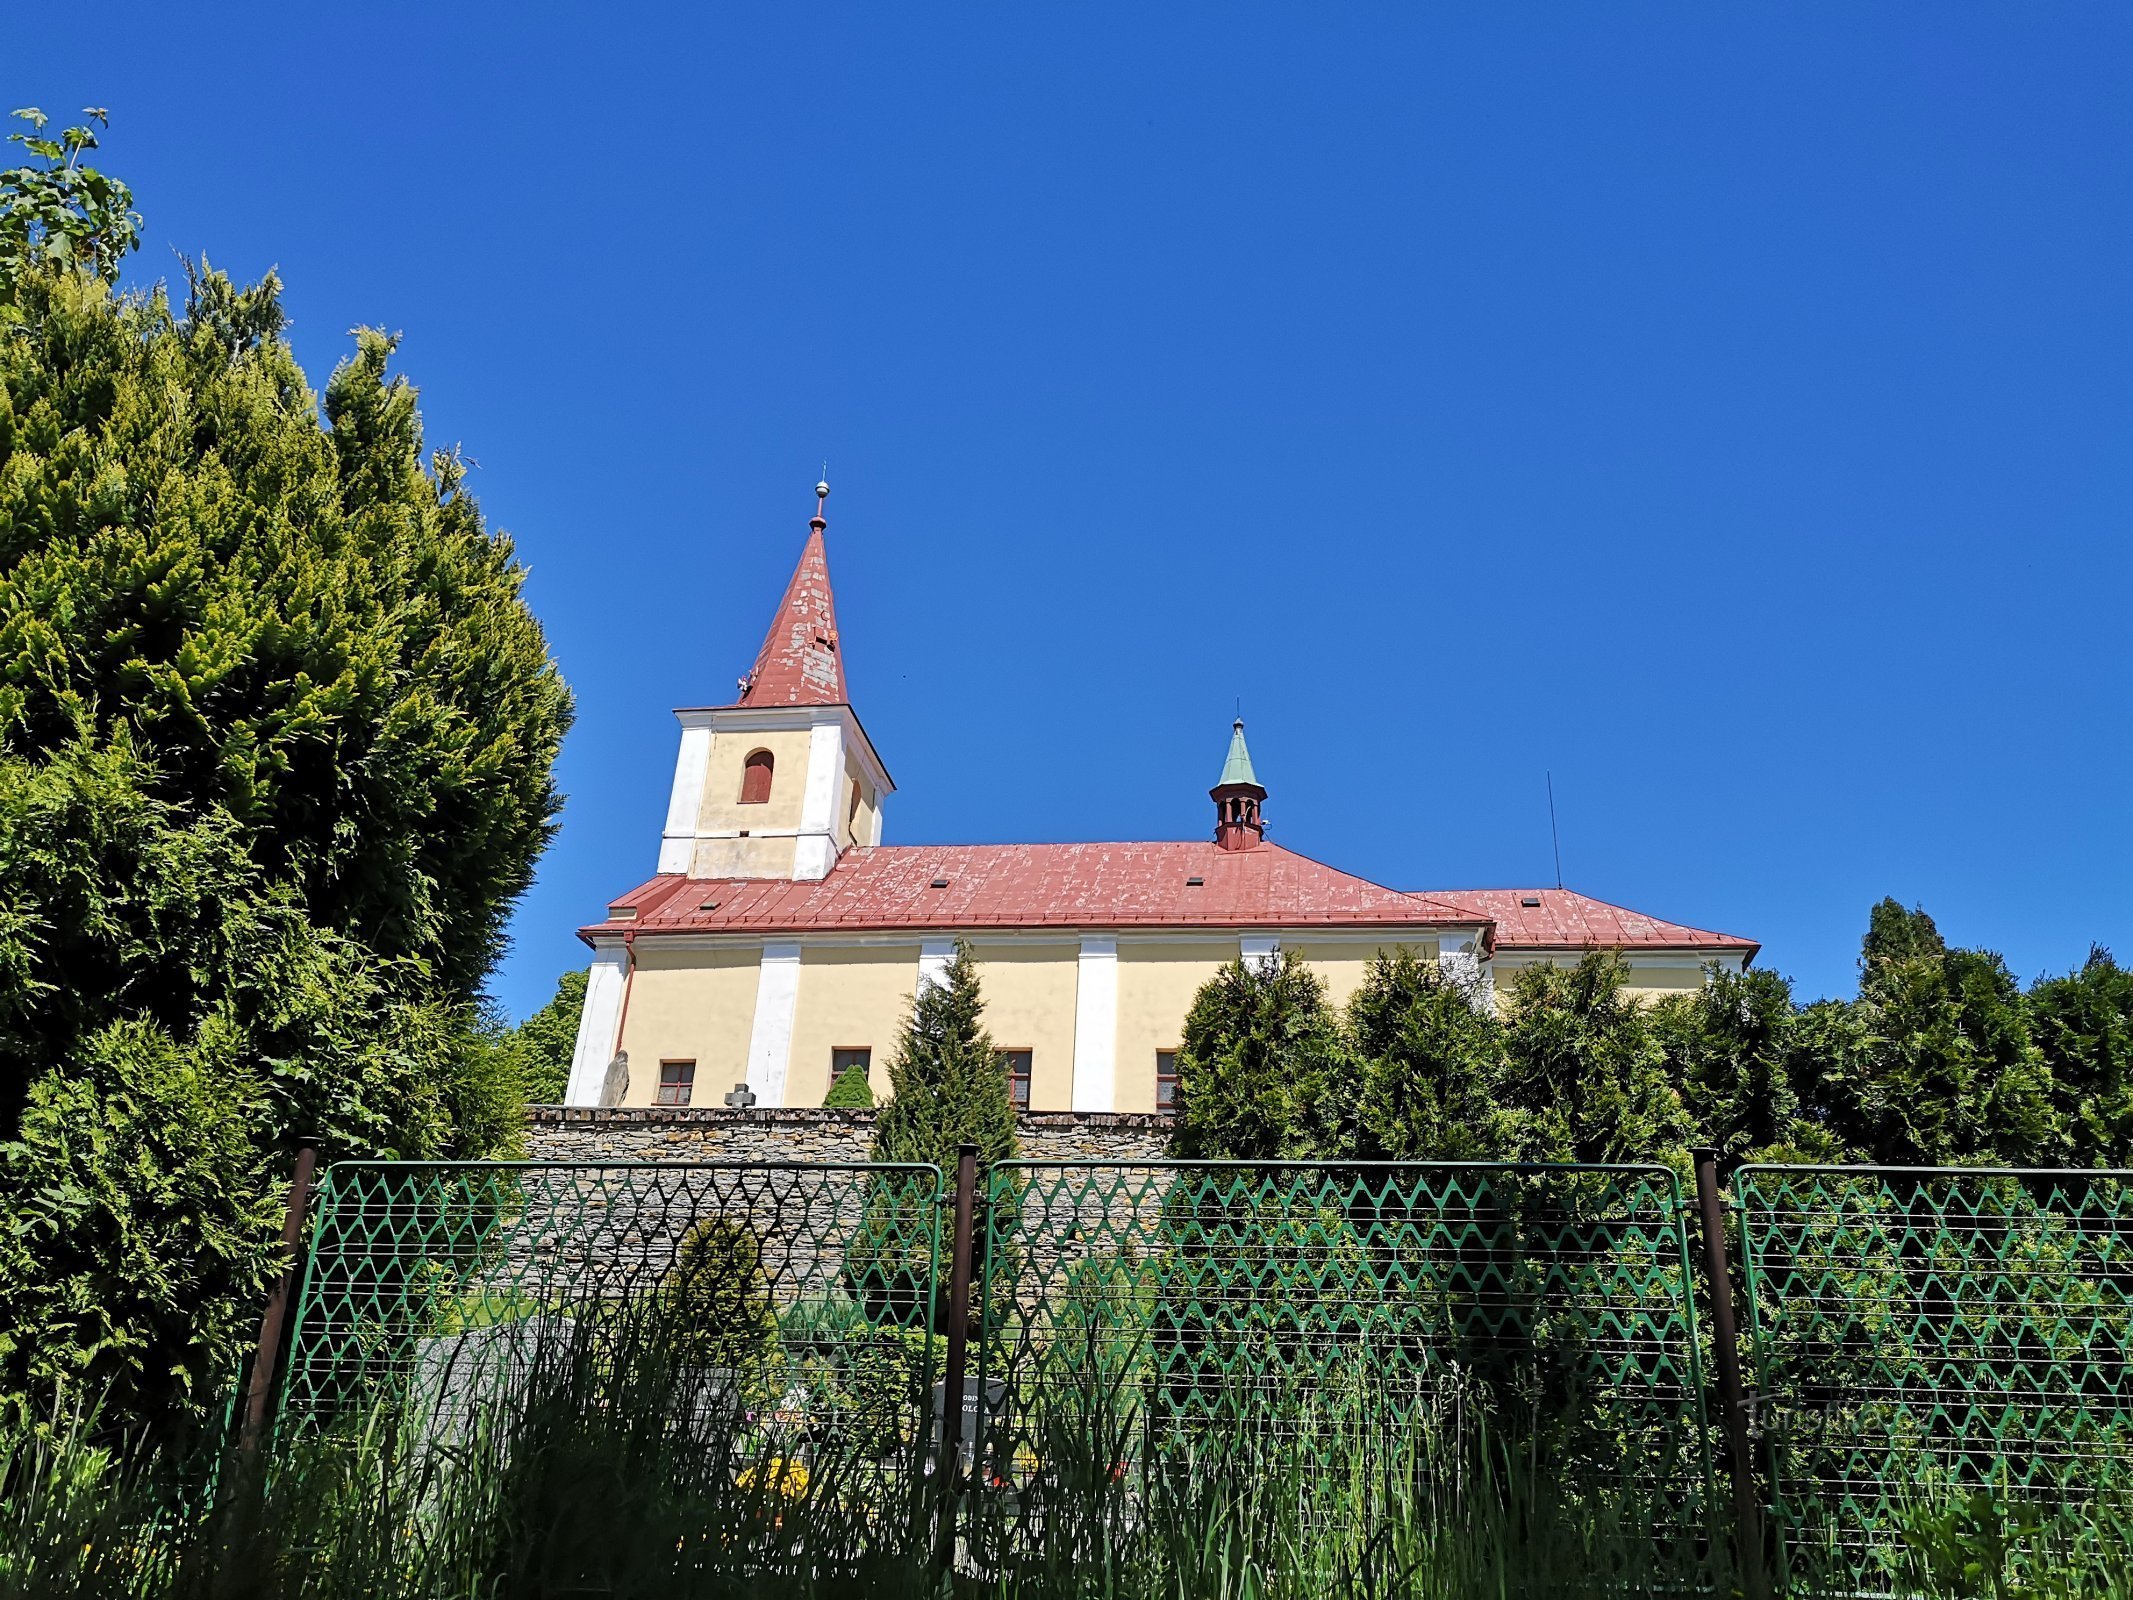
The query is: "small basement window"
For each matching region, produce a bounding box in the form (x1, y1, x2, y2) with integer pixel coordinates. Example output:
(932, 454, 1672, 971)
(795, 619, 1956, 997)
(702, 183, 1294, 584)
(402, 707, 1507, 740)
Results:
(655, 1060, 696, 1107)
(832, 1046, 872, 1078)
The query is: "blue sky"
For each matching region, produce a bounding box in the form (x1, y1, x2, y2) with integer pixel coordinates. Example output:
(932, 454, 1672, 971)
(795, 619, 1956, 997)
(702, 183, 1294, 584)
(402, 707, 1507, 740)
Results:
(15, 4, 2130, 1013)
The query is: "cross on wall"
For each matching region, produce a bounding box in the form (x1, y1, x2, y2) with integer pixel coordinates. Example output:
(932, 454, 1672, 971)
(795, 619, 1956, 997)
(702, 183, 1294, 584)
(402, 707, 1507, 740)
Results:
(723, 1082, 758, 1109)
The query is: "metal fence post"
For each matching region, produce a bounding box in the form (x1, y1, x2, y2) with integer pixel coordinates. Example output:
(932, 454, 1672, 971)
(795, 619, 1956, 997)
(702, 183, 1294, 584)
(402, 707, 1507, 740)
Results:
(1693, 1147, 1771, 1600)
(936, 1142, 979, 1569)
(239, 1140, 319, 1458)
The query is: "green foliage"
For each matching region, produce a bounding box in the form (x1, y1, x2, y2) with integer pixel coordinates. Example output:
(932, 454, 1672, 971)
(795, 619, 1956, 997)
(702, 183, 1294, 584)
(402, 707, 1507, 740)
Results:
(868, 941, 1013, 1173)
(656, 1217, 780, 1374)
(510, 969, 586, 1105)
(0, 109, 140, 302)
(1352, 948, 1513, 1161)
(0, 225, 570, 1428)
(859, 943, 1015, 1331)
(2029, 948, 2133, 1165)
(1172, 951, 1360, 1161)
(1178, 903, 2133, 1175)
(1653, 965, 1830, 1165)
(1797, 911, 2058, 1166)
(1496, 954, 1695, 1164)
(822, 1062, 875, 1109)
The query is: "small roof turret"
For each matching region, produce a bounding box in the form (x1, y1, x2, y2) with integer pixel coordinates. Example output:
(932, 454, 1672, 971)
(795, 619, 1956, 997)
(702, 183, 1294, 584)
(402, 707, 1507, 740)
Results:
(1209, 718, 1267, 851)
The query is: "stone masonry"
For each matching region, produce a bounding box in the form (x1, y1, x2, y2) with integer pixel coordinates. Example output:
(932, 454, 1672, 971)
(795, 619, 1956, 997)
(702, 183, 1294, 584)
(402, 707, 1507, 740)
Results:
(526, 1106, 1173, 1167)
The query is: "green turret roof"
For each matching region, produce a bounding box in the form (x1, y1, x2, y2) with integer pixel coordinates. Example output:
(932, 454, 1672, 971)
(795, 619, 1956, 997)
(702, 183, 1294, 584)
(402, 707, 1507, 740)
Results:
(1216, 719, 1261, 789)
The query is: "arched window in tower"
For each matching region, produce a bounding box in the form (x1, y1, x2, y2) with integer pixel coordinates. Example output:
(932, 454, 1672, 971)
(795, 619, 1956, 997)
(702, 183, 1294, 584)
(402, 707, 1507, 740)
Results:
(739, 749, 774, 805)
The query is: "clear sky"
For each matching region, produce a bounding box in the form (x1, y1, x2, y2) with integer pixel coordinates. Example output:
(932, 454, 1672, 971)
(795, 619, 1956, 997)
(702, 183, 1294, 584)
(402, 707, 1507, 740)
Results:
(14, 4, 2130, 1013)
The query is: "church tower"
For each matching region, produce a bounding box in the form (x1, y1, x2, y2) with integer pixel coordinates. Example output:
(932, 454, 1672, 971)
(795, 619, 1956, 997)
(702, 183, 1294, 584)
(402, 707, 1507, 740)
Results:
(1210, 718, 1267, 851)
(653, 482, 894, 881)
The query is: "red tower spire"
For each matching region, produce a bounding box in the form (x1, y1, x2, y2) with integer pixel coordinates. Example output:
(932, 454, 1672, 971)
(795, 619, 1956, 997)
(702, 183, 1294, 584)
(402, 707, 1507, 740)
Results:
(733, 480, 846, 707)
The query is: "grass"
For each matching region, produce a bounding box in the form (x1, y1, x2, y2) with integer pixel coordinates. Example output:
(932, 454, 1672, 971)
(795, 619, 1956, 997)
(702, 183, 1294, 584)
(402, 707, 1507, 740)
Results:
(2, 1315, 2129, 1599)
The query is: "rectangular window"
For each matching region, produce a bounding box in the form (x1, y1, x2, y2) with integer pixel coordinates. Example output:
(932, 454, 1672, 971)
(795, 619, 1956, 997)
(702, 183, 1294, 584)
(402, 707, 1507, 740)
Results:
(1155, 1050, 1180, 1112)
(831, 1047, 872, 1078)
(998, 1049, 1033, 1110)
(656, 1059, 696, 1107)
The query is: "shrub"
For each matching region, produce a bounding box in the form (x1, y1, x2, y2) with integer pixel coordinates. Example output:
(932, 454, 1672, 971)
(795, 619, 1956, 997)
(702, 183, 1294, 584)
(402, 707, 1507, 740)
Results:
(823, 1063, 875, 1109)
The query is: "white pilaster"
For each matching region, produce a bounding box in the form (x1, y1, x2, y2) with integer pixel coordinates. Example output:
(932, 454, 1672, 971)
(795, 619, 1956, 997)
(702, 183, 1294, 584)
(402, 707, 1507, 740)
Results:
(1437, 934, 1491, 1012)
(1071, 936, 1119, 1113)
(1240, 934, 1281, 973)
(743, 941, 803, 1106)
(563, 941, 630, 1105)
(918, 938, 957, 992)
(793, 721, 847, 881)
(658, 714, 715, 874)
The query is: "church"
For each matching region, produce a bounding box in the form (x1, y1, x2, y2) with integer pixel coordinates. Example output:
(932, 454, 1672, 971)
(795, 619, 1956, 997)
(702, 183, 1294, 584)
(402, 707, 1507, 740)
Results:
(563, 484, 1755, 1113)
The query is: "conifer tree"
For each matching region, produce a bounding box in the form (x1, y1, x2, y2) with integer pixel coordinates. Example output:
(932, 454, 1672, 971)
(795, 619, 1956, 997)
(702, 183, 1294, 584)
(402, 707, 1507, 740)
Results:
(868, 942, 1014, 1174)
(1497, 953, 1694, 1164)
(1351, 948, 1513, 1161)
(822, 1063, 875, 1109)
(1795, 906, 2059, 1166)
(1172, 951, 1360, 1161)
(2028, 948, 2133, 1165)
(513, 970, 588, 1105)
(0, 132, 571, 1425)
(855, 942, 1015, 1330)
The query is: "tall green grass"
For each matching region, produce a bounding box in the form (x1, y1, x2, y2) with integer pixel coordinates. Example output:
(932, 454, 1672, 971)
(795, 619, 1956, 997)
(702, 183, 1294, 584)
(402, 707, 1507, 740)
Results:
(1, 1312, 2127, 1599)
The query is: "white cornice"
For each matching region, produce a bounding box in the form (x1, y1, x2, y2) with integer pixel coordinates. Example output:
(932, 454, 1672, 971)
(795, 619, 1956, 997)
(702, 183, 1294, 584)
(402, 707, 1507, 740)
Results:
(672, 703, 893, 794)
(617, 925, 1482, 954)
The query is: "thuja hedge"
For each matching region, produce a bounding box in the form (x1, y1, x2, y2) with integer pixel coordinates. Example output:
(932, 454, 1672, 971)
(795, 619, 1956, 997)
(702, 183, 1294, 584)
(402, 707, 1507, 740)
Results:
(1174, 900, 2133, 1173)
(0, 261, 571, 1430)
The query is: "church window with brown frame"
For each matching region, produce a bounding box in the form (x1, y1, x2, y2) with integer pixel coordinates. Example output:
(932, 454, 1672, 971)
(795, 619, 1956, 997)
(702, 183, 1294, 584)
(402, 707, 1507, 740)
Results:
(739, 749, 774, 804)
(998, 1048, 1032, 1109)
(1155, 1050, 1180, 1112)
(656, 1060, 697, 1106)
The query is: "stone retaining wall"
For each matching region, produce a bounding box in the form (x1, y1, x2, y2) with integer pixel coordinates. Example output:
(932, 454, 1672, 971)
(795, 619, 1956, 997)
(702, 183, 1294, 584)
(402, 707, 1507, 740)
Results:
(525, 1106, 1173, 1168)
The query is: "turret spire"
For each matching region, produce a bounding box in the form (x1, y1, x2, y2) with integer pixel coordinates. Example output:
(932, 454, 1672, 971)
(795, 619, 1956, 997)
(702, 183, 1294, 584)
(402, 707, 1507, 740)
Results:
(1210, 718, 1267, 851)
(733, 481, 845, 707)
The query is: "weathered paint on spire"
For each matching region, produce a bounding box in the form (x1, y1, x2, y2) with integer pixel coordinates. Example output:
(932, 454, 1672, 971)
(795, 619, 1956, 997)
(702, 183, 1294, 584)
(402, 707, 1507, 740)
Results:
(734, 482, 845, 707)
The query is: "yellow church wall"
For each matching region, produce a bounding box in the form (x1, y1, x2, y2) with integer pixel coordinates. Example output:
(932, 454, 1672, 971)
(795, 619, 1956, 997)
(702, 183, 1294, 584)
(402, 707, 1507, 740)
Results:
(698, 727, 813, 833)
(686, 726, 814, 878)
(963, 941, 1080, 1111)
(1114, 941, 1243, 1113)
(614, 944, 760, 1107)
(1276, 938, 1435, 1011)
(787, 945, 923, 1106)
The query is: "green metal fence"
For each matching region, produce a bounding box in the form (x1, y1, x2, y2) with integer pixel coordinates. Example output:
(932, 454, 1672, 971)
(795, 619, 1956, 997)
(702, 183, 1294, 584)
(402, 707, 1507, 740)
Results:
(281, 1159, 944, 1464)
(270, 1153, 2133, 1592)
(972, 1161, 1715, 1535)
(1734, 1164, 2133, 1590)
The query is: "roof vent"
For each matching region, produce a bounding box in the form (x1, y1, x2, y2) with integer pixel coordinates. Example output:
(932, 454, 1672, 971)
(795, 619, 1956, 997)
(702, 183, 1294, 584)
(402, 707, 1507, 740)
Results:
(1520, 895, 1543, 908)
(1186, 876, 1205, 887)
(929, 877, 950, 889)
(608, 905, 637, 921)
(699, 899, 720, 912)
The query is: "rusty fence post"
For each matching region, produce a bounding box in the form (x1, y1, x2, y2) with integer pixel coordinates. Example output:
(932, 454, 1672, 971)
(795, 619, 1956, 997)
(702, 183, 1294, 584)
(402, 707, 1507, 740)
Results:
(935, 1142, 979, 1571)
(239, 1140, 320, 1458)
(1693, 1146, 1772, 1600)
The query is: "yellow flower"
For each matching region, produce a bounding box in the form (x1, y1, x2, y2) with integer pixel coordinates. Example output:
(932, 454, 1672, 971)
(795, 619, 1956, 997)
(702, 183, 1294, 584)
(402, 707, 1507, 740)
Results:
(736, 1457, 809, 1500)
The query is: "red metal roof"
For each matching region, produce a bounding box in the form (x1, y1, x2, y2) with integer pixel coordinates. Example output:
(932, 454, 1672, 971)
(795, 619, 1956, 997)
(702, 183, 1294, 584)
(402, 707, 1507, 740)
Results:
(733, 524, 844, 707)
(582, 843, 1487, 939)
(1428, 888, 1756, 956)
